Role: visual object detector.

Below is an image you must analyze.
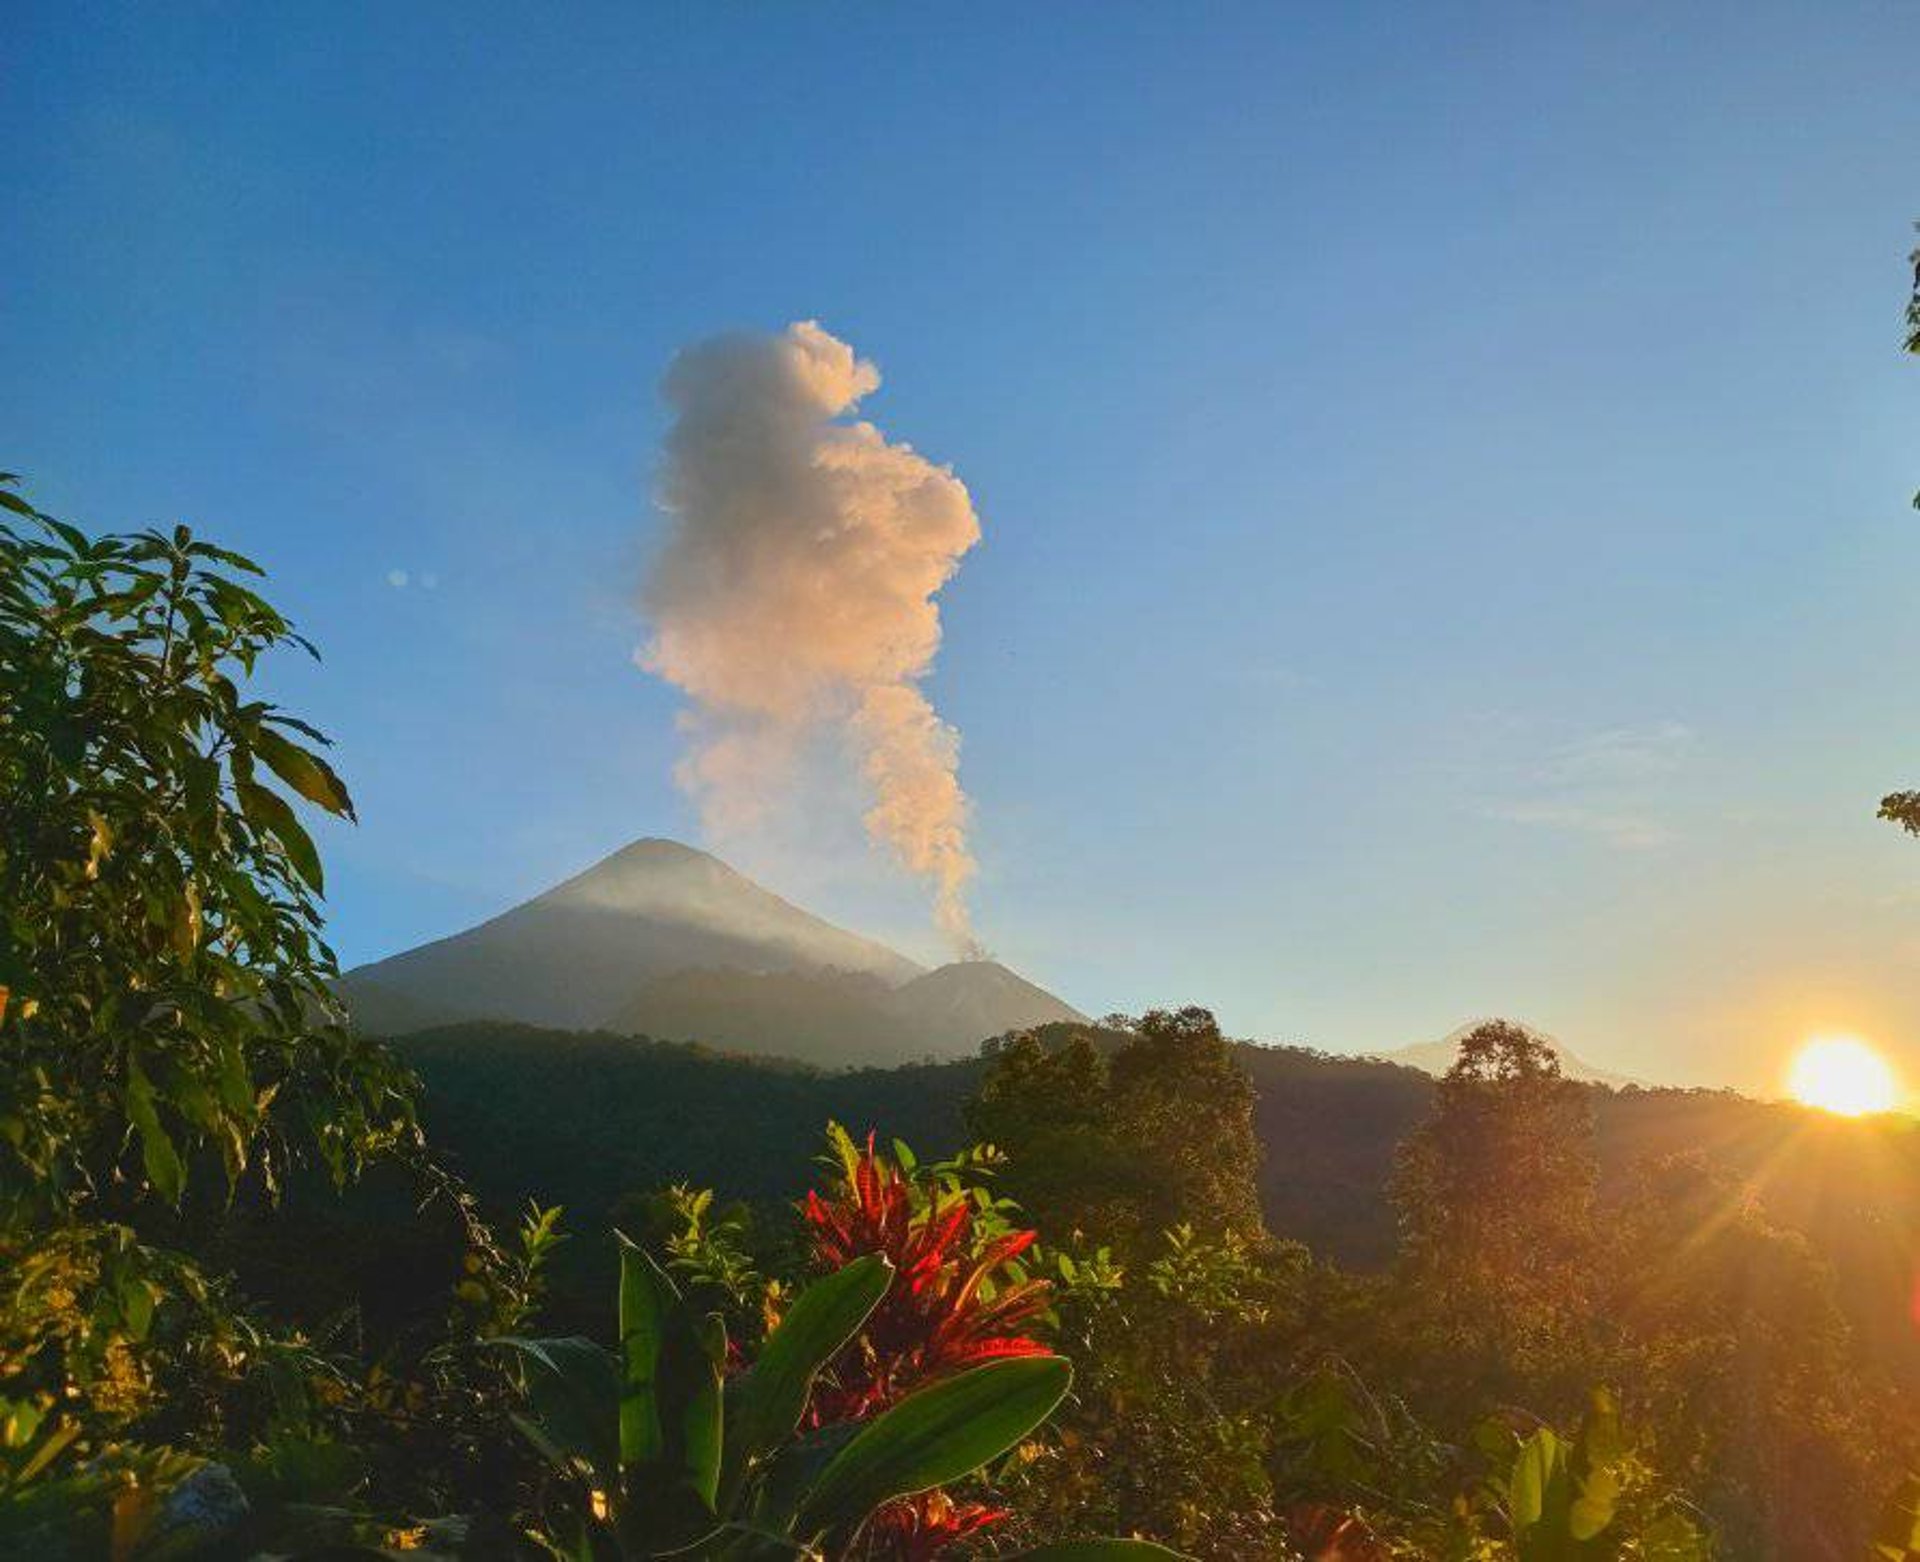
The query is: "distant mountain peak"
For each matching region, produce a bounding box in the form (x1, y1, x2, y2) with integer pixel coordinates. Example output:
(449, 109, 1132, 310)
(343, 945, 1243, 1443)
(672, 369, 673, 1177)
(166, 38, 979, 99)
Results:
(337, 836, 924, 1034)
(1372, 1019, 1639, 1088)
(336, 837, 1083, 1065)
(540, 837, 776, 914)
(890, 959, 1088, 1045)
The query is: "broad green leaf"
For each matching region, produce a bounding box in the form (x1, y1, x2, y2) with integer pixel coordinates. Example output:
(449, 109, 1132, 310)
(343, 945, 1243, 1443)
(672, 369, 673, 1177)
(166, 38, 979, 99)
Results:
(43, 515, 90, 553)
(1007, 1544, 1190, 1559)
(676, 1310, 725, 1511)
(1508, 1428, 1563, 1533)
(126, 1057, 186, 1205)
(85, 810, 113, 878)
(796, 1355, 1072, 1535)
(171, 881, 201, 962)
(617, 1234, 677, 1466)
(1569, 1472, 1619, 1541)
(1568, 1387, 1623, 1541)
(255, 724, 356, 819)
(13, 1419, 82, 1485)
(750, 1420, 861, 1530)
(186, 539, 266, 575)
(120, 1277, 157, 1342)
(236, 779, 324, 892)
(724, 1254, 891, 1480)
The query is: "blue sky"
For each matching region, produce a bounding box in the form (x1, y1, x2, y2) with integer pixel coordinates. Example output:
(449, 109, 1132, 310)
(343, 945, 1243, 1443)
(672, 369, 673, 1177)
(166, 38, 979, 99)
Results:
(7, 3, 1919, 1091)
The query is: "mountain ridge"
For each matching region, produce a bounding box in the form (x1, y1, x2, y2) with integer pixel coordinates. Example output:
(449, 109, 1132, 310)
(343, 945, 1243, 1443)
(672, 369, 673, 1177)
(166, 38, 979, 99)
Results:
(336, 838, 1082, 1064)
(1369, 1019, 1639, 1088)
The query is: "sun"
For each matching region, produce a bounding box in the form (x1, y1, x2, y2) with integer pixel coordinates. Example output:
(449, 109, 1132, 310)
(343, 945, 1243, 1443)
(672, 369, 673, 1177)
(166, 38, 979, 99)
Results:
(1785, 1035, 1900, 1116)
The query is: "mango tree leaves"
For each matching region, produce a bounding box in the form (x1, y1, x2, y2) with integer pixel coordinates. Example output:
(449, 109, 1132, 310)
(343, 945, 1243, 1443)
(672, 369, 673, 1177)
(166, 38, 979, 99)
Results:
(124, 1056, 186, 1206)
(0, 475, 415, 1242)
(253, 723, 355, 821)
(235, 781, 324, 894)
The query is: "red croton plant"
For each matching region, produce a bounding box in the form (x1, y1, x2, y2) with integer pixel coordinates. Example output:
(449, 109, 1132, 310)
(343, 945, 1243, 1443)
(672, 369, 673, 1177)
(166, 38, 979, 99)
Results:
(797, 1131, 1054, 1560)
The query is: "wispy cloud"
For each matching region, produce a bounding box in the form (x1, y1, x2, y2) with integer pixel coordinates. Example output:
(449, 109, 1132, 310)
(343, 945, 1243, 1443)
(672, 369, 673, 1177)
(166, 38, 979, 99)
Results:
(1528, 720, 1694, 788)
(1485, 799, 1677, 850)
(1478, 720, 1697, 851)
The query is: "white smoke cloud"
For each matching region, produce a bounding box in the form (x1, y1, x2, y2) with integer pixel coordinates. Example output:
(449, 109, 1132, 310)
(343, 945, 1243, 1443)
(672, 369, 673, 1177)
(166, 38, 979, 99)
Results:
(638, 321, 984, 950)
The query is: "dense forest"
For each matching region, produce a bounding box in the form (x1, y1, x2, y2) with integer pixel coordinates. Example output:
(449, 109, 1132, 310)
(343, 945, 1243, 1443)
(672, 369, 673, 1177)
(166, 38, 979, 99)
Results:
(5, 475, 1920, 1561)
(380, 1018, 1920, 1375)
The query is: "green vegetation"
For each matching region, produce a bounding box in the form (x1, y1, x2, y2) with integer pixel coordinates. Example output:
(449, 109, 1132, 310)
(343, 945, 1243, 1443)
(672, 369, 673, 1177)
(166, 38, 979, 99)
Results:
(5, 475, 1919, 1557)
(967, 1008, 1263, 1254)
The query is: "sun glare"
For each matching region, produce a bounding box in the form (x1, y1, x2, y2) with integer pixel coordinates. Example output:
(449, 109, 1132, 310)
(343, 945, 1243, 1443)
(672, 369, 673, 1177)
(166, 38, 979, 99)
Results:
(1786, 1035, 1900, 1116)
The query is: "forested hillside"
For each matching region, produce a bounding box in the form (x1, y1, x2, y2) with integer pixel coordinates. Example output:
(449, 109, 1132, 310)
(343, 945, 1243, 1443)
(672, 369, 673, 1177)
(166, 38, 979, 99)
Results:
(393, 1017, 1920, 1387)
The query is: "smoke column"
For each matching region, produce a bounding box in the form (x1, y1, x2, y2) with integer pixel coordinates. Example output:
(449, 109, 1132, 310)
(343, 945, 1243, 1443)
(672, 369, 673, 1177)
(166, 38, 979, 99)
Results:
(638, 321, 984, 951)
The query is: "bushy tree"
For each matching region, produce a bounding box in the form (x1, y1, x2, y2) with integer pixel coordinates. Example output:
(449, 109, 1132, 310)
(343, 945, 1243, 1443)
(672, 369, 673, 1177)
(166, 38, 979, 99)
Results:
(968, 1008, 1263, 1254)
(997, 1223, 1311, 1560)
(970, 1012, 1315, 1557)
(1386, 1021, 1599, 1405)
(0, 475, 421, 1528)
(1609, 1154, 1899, 1559)
(0, 476, 415, 1237)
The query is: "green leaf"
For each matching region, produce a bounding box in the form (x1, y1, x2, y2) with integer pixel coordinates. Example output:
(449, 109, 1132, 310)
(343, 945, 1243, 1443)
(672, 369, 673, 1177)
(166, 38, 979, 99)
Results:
(796, 1356, 1072, 1536)
(676, 1310, 725, 1512)
(617, 1234, 677, 1467)
(750, 1420, 861, 1530)
(1508, 1428, 1564, 1534)
(186, 539, 266, 575)
(1576, 1385, 1626, 1467)
(612, 1236, 726, 1516)
(492, 1335, 621, 1491)
(255, 724, 355, 820)
(14, 1419, 82, 1485)
(43, 515, 90, 554)
(724, 1254, 891, 1481)
(1567, 1387, 1623, 1541)
(236, 779, 324, 893)
(1007, 1546, 1190, 1560)
(1568, 1465, 1620, 1542)
(120, 1278, 157, 1343)
(126, 1056, 186, 1205)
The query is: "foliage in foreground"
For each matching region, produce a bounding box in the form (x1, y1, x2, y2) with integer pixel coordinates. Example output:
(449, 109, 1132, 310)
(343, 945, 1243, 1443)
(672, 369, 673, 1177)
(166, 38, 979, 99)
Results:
(501, 1238, 1098, 1558)
(1, 477, 421, 1462)
(0, 477, 415, 1233)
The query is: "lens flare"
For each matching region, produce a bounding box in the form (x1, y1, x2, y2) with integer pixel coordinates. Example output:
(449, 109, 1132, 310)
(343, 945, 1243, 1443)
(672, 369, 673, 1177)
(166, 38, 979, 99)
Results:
(1785, 1035, 1899, 1116)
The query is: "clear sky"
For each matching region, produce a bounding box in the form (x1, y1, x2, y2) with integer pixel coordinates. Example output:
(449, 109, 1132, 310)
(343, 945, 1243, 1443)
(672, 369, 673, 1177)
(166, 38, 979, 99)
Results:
(7, 3, 1919, 1093)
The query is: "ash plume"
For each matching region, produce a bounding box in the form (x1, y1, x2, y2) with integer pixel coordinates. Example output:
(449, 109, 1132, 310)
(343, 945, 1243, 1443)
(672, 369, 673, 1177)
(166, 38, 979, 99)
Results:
(638, 321, 984, 951)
